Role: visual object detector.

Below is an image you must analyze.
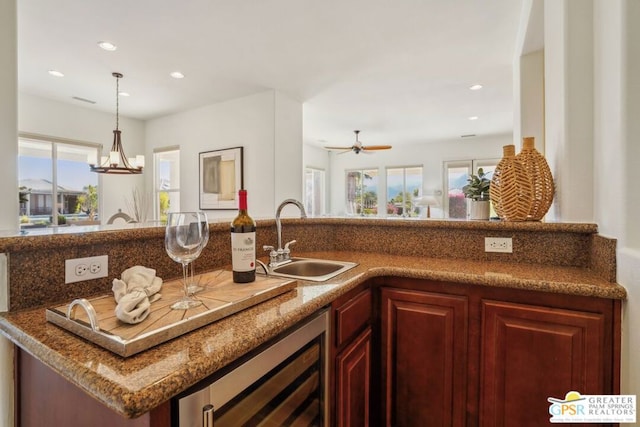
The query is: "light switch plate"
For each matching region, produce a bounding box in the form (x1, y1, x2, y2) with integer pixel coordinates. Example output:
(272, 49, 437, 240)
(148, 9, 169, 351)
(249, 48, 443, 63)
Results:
(65, 255, 108, 284)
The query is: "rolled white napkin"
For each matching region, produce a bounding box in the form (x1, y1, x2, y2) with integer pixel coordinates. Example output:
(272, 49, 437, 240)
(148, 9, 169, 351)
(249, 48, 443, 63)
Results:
(112, 266, 163, 324)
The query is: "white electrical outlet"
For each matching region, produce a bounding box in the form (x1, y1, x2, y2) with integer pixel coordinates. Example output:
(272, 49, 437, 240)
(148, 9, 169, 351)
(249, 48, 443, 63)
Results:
(65, 255, 108, 284)
(485, 237, 513, 253)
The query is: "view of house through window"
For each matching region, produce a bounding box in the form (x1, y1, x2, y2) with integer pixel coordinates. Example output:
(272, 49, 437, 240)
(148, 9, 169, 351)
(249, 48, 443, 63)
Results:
(346, 169, 379, 216)
(444, 159, 498, 219)
(304, 167, 325, 217)
(18, 136, 100, 228)
(154, 148, 180, 223)
(386, 166, 423, 217)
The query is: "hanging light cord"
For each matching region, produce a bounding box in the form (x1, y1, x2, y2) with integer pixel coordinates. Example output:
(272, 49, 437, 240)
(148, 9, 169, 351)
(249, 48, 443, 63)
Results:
(115, 74, 120, 131)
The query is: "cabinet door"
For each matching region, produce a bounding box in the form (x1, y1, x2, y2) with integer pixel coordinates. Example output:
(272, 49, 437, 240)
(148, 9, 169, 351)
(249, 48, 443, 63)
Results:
(335, 327, 372, 427)
(381, 288, 468, 427)
(480, 300, 607, 427)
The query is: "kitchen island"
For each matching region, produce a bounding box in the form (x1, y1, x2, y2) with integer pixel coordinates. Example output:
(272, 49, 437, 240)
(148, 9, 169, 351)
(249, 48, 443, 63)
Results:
(0, 218, 626, 425)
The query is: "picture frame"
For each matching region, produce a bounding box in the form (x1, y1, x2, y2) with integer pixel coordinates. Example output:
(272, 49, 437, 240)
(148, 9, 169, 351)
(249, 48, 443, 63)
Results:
(199, 146, 244, 210)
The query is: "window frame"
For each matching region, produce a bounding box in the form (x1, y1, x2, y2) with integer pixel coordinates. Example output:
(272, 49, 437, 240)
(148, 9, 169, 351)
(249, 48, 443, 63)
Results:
(304, 166, 326, 217)
(153, 146, 180, 222)
(385, 165, 423, 218)
(18, 133, 101, 227)
(345, 167, 380, 216)
(443, 158, 499, 219)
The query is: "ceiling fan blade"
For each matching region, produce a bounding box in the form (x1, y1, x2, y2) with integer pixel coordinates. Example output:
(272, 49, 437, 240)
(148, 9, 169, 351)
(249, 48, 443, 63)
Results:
(362, 145, 393, 150)
(324, 146, 353, 151)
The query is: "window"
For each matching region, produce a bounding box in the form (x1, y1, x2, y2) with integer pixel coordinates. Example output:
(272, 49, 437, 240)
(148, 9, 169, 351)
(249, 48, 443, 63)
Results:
(154, 148, 180, 222)
(444, 159, 498, 219)
(346, 169, 379, 216)
(386, 166, 423, 217)
(18, 136, 100, 228)
(304, 167, 326, 217)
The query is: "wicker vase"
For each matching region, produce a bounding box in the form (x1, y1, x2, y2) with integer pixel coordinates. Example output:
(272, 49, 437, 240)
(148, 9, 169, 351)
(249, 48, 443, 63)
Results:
(516, 137, 555, 220)
(490, 145, 533, 221)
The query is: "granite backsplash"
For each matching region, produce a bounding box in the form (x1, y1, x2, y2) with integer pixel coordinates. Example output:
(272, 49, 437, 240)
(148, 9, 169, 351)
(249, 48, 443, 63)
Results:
(0, 218, 616, 311)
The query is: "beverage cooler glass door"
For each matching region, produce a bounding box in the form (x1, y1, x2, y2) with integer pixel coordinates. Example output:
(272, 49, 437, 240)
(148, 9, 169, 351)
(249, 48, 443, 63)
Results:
(175, 308, 330, 427)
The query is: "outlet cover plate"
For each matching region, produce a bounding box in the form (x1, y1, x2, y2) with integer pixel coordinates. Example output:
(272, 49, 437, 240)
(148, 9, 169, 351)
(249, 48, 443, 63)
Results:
(485, 237, 513, 253)
(65, 255, 108, 284)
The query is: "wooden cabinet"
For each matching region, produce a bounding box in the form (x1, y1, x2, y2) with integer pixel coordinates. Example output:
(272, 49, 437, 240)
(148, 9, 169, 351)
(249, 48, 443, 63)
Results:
(332, 285, 373, 427)
(335, 327, 372, 427)
(377, 278, 620, 427)
(380, 287, 468, 427)
(480, 300, 612, 427)
(16, 348, 170, 427)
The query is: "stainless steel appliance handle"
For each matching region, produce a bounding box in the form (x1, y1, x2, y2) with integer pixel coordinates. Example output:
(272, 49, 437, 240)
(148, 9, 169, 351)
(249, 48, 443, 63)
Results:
(202, 404, 214, 427)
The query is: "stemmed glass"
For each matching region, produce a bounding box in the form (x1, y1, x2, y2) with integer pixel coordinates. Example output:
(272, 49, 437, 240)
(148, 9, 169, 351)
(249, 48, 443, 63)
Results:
(165, 212, 207, 309)
(187, 219, 209, 294)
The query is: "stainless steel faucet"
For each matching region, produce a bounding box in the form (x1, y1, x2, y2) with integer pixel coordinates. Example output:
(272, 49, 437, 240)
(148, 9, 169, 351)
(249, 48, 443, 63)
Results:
(264, 199, 306, 266)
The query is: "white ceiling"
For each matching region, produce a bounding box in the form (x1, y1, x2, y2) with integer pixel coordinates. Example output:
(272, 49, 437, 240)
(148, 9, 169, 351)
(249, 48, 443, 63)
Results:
(18, 0, 523, 147)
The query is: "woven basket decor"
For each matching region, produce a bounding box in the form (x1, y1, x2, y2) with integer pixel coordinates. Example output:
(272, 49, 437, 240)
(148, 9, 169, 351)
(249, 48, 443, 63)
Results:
(516, 137, 555, 221)
(490, 144, 533, 221)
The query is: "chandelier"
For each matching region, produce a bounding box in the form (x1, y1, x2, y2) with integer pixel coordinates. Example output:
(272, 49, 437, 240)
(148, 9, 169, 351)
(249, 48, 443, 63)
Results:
(89, 72, 144, 174)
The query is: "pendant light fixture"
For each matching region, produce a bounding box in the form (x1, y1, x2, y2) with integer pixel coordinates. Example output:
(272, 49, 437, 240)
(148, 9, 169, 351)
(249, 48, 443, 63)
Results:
(89, 72, 144, 174)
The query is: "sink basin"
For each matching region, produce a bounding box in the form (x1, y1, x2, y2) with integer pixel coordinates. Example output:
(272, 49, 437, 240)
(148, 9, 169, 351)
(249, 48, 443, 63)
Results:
(265, 257, 358, 282)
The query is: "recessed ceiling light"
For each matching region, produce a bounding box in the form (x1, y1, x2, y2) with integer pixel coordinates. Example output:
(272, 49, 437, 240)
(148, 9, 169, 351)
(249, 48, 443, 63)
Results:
(118, 91, 130, 97)
(170, 71, 185, 79)
(468, 116, 479, 121)
(469, 84, 483, 91)
(98, 41, 117, 51)
(48, 70, 64, 77)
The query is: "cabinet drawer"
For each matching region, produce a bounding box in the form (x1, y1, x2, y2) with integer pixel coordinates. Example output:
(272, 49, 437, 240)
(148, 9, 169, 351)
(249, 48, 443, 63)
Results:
(335, 289, 372, 347)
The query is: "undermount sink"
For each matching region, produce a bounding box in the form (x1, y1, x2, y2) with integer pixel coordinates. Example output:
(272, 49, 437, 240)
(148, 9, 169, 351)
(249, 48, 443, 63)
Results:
(264, 257, 358, 282)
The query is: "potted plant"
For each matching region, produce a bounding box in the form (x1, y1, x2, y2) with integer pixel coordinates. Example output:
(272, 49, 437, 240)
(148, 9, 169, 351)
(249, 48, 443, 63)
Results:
(462, 168, 491, 220)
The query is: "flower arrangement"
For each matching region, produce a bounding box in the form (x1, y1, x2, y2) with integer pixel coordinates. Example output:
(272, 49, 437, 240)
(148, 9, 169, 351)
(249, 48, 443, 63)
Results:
(462, 168, 491, 201)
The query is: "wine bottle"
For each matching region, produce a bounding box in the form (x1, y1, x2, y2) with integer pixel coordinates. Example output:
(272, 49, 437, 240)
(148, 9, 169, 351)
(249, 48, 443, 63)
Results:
(231, 189, 256, 283)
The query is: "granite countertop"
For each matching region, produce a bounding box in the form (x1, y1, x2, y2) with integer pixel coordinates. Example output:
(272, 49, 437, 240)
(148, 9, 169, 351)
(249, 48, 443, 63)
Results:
(0, 251, 626, 419)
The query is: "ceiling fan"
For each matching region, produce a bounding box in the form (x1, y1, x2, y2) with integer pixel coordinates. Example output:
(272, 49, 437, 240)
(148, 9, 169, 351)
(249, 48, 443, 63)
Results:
(324, 130, 392, 154)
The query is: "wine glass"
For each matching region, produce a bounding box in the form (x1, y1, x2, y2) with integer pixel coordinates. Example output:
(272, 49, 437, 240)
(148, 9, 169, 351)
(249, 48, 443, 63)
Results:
(187, 217, 209, 294)
(165, 212, 206, 309)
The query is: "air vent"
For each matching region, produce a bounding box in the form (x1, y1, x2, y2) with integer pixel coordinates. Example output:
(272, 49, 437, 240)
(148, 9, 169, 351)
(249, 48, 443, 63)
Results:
(72, 96, 96, 104)
(461, 134, 476, 138)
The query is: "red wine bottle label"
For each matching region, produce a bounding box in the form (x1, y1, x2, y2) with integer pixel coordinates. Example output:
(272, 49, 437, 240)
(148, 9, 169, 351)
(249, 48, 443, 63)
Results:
(231, 231, 256, 272)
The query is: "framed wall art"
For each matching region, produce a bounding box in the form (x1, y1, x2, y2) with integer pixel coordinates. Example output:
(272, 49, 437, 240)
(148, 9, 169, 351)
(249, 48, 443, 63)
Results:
(199, 146, 244, 210)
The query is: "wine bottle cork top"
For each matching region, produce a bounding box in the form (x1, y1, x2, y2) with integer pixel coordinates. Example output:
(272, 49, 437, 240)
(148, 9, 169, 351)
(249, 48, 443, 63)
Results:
(522, 137, 535, 150)
(503, 144, 516, 157)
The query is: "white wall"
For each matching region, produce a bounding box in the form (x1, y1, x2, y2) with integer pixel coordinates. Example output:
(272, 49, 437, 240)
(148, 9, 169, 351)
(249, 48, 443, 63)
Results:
(327, 134, 509, 217)
(592, 0, 640, 413)
(543, 0, 640, 413)
(18, 93, 146, 223)
(0, 0, 16, 424)
(145, 90, 303, 221)
(544, 0, 595, 222)
(513, 0, 545, 151)
(274, 92, 304, 205)
(517, 50, 545, 150)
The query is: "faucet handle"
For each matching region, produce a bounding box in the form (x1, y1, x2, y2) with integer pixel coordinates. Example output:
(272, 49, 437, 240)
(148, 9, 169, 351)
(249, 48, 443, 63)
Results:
(263, 245, 279, 266)
(283, 240, 297, 261)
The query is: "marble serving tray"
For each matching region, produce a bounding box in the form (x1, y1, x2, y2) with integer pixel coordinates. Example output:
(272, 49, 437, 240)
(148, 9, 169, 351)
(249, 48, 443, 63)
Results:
(45, 270, 297, 357)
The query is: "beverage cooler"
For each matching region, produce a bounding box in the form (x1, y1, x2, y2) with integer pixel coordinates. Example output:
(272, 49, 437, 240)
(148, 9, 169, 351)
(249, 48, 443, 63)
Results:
(174, 309, 329, 427)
